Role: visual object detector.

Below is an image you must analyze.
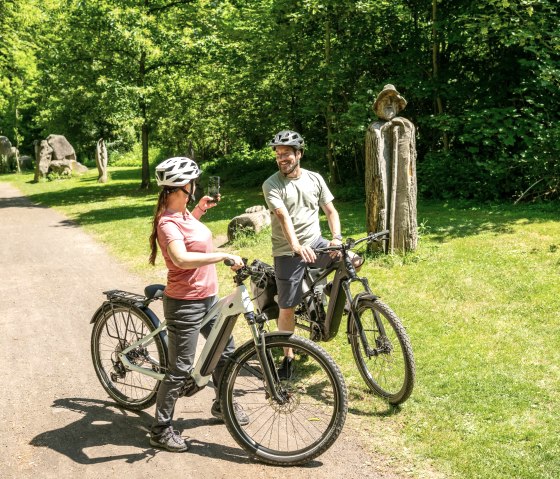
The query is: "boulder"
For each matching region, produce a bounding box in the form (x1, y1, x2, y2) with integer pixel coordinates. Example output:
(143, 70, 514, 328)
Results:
(18, 155, 34, 170)
(46, 134, 76, 162)
(49, 159, 73, 176)
(33, 135, 87, 180)
(71, 160, 89, 174)
(0, 136, 12, 156)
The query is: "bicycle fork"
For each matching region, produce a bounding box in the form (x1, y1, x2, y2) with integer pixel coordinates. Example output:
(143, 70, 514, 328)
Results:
(342, 280, 390, 358)
(246, 314, 290, 404)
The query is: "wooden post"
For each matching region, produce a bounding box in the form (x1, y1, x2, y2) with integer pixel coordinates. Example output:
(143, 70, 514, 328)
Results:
(390, 126, 399, 254)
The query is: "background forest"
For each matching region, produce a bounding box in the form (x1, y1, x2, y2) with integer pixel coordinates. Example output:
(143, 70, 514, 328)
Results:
(1, 0, 559, 200)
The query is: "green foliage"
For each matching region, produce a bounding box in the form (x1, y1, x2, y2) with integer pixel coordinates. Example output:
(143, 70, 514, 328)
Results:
(108, 143, 166, 168)
(201, 147, 277, 188)
(1, 0, 559, 197)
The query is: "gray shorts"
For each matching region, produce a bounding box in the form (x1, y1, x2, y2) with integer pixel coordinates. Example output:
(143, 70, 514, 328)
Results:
(273, 237, 335, 309)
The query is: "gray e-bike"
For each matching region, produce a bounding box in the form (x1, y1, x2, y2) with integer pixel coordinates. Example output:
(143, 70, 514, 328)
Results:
(90, 260, 348, 466)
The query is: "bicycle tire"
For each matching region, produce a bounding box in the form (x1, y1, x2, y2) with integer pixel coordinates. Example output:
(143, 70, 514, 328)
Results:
(218, 334, 347, 466)
(91, 302, 168, 410)
(349, 299, 415, 405)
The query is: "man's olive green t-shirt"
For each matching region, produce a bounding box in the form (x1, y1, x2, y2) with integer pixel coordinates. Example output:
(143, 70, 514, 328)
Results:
(263, 169, 334, 257)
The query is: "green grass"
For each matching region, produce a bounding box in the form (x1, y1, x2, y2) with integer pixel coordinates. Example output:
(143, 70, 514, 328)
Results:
(2, 169, 560, 478)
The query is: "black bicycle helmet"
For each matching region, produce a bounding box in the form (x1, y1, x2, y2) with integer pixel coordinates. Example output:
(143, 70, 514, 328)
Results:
(268, 130, 305, 150)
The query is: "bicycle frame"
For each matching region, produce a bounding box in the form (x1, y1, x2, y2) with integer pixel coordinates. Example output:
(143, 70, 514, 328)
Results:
(298, 244, 390, 348)
(115, 279, 290, 402)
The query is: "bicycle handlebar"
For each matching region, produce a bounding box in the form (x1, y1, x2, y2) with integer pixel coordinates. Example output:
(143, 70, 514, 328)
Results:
(312, 230, 390, 254)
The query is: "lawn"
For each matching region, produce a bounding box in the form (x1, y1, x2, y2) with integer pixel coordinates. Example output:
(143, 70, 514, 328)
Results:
(2, 168, 559, 479)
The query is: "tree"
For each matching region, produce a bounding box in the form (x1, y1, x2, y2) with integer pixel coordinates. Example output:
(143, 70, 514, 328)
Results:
(37, 0, 199, 187)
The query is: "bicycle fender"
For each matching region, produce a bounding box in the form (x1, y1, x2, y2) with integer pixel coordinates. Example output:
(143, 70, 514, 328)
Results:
(89, 302, 110, 324)
(263, 331, 293, 339)
(89, 302, 168, 348)
(353, 292, 379, 304)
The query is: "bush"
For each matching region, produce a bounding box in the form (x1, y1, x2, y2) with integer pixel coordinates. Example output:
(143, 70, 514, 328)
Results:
(108, 143, 166, 168)
(201, 147, 277, 188)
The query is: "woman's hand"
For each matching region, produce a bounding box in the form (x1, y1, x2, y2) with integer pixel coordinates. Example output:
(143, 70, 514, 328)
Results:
(225, 254, 244, 271)
(198, 194, 221, 212)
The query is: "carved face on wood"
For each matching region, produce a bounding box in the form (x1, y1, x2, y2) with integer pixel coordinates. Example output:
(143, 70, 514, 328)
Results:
(376, 96, 399, 120)
(373, 84, 407, 121)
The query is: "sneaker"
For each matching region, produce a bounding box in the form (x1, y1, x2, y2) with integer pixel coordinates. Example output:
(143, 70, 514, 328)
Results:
(211, 400, 250, 426)
(149, 427, 189, 452)
(277, 356, 293, 380)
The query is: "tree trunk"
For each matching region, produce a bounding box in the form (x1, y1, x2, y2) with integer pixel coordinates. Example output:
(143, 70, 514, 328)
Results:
(139, 50, 150, 189)
(227, 206, 271, 242)
(324, 19, 338, 184)
(14, 103, 21, 174)
(432, 0, 449, 151)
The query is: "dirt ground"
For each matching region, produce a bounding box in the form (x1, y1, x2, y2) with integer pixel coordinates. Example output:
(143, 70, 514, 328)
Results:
(0, 181, 410, 479)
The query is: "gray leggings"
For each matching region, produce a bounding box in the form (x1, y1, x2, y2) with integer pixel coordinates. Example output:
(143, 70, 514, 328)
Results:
(151, 295, 235, 436)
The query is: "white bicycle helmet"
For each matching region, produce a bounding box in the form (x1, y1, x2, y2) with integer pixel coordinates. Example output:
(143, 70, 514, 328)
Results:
(155, 157, 200, 187)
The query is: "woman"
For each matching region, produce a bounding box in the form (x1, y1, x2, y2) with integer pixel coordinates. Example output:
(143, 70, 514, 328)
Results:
(148, 156, 247, 452)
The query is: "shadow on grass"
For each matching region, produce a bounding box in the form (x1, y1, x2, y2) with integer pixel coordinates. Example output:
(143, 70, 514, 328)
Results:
(417, 200, 560, 242)
(333, 198, 560, 242)
(8, 176, 264, 228)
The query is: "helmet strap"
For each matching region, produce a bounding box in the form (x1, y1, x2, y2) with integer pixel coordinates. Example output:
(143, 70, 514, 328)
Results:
(180, 181, 197, 206)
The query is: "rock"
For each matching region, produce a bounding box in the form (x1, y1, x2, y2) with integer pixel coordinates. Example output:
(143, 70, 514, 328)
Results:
(46, 134, 76, 162)
(33, 135, 87, 180)
(0, 136, 12, 156)
(49, 160, 73, 176)
(34, 140, 52, 181)
(18, 156, 33, 170)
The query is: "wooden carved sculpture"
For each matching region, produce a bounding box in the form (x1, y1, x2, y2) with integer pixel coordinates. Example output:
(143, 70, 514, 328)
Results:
(365, 84, 418, 253)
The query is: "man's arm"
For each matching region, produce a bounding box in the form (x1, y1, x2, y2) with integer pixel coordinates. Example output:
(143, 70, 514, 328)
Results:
(274, 207, 317, 263)
(321, 201, 342, 243)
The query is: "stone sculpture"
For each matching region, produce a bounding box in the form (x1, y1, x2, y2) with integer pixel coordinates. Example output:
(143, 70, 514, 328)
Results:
(95, 138, 108, 183)
(33, 134, 88, 181)
(0, 136, 20, 173)
(365, 84, 418, 253)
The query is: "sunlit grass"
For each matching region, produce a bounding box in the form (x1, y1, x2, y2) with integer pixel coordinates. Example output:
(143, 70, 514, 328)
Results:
(2, 170, 560, 478)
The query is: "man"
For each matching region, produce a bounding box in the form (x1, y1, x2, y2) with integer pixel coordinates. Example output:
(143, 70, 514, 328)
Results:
(262, 129, 361, 379)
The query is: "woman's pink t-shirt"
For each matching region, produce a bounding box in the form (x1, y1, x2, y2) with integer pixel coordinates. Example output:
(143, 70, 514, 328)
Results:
(157, 210, 218, 300)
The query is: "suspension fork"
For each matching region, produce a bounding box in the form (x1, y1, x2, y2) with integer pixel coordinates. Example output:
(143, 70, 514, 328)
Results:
(246, 314, 288, 404)
(343, 279, 385, 356)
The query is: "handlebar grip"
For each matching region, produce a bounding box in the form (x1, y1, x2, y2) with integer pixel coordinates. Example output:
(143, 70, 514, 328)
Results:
(224, 258, 235, 266)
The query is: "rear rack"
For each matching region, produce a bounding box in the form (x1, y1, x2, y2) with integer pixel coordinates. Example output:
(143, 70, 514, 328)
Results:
(103, 289, 146, 306)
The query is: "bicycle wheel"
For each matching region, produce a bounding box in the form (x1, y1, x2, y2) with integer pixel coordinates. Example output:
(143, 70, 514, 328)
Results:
(91, 303, 167, 410)
(349, 299, 415, 405)
(219, 334, 347, 466)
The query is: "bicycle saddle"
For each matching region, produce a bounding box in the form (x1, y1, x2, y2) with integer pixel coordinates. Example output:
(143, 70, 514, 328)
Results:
(144, 284, 166, 300)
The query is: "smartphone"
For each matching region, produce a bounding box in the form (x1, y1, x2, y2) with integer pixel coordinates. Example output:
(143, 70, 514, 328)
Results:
(208, 176, 220, 201)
